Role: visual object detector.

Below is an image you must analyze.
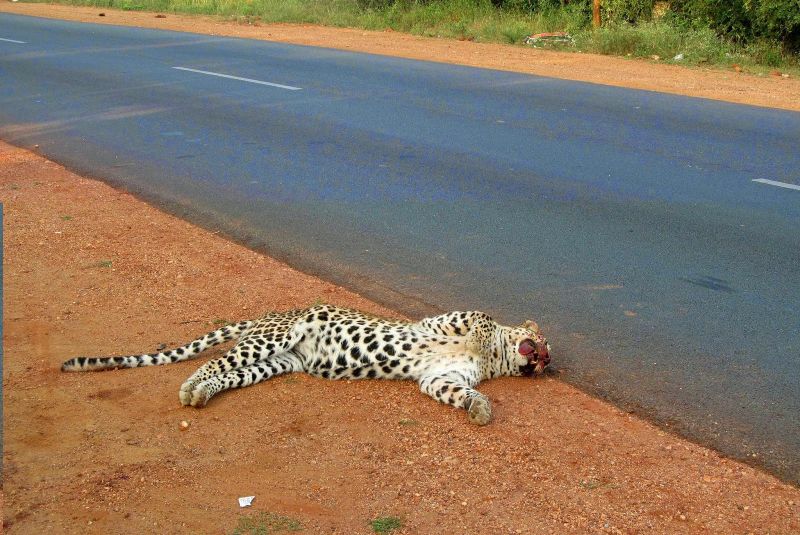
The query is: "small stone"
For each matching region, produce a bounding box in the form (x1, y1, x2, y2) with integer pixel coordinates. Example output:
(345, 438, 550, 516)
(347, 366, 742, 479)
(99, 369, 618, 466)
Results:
(679, 514, 686, 521)
(180, 420, 190, 430)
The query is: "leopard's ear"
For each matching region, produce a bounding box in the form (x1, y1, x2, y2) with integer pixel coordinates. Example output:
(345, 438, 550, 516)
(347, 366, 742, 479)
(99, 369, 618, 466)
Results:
(520, 320, 540, 334)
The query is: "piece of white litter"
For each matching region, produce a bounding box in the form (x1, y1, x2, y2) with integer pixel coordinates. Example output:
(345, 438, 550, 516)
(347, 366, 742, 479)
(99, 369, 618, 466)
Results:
(238, 496, 255, 508)
(673, 53, 684, 61)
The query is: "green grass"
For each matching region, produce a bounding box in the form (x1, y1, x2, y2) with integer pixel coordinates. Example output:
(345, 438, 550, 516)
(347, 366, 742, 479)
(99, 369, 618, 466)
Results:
(575, 21, 799, 75)
(232, 512, 303, 535)
(370, 516, 403, 534)
(24, 0, 799, 73)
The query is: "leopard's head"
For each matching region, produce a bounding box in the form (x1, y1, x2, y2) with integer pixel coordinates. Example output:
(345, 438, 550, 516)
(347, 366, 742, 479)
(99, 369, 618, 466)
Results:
(507, 320, 551, 376)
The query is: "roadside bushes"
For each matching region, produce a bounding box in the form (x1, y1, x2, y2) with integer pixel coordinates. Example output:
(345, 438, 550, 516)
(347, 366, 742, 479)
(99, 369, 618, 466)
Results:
(484, 0, 799, 51)
(659, 0, 800, 51)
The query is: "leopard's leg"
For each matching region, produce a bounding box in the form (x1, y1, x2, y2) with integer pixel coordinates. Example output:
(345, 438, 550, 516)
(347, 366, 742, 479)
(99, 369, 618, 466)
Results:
(179, 326, 303, 406)
(187, 352, 303, 407)
(417, 367, 491, 425)
(414, 311, 494, 337)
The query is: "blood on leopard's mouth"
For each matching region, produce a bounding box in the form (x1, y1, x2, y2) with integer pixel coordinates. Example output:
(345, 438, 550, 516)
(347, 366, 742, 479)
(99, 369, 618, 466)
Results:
(518, 339, 550, 376)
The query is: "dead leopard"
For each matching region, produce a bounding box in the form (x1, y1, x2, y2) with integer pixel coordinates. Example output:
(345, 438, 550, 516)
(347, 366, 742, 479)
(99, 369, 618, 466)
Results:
(62, 305, 551, 425)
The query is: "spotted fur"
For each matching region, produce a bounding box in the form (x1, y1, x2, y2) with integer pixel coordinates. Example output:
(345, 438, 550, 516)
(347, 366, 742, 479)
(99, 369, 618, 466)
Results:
(62, 305, 551, 425)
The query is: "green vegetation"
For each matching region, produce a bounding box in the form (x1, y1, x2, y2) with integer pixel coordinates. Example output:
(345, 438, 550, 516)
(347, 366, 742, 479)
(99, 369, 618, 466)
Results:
(26, 0, 799, 72)
(232, 512, 303, 535)
(370, 516, 403, 534)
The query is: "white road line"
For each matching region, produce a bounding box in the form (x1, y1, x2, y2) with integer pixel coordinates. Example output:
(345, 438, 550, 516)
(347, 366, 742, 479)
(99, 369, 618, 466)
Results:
(752, 179, 800, 192)
(172, 66, 301, 91)
(0, 37, 26, 44)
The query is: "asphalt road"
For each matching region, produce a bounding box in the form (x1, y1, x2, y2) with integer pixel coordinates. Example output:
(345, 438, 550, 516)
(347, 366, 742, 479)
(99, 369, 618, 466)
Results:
(2, 14, 799, 483)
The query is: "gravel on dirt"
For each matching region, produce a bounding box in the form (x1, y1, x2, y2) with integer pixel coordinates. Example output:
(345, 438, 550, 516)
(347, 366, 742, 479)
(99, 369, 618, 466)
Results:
(3, 142, 800, 533)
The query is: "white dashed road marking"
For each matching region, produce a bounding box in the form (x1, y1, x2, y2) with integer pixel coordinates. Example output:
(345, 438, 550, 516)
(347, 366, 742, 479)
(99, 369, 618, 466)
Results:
(752, 179, 800, 192)
(0, 37, 26, 44)
(172, 66, 301, 91)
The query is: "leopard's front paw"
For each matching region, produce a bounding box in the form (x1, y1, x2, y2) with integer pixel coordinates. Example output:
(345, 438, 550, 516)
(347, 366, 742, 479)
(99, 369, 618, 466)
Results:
(467, 396, 492, 426)
(179, 380, 197, 406)
(189, 383, 212, 408)
(179, 387, 193, 406)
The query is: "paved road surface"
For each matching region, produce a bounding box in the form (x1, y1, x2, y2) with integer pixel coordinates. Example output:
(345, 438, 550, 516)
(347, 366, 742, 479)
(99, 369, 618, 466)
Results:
(2, 14, 799, 483)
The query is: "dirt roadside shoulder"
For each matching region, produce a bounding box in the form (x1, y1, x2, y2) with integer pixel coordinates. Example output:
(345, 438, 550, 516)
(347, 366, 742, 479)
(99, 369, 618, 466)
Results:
(2, 1, 799, 112)
(4, 143, 800, 533)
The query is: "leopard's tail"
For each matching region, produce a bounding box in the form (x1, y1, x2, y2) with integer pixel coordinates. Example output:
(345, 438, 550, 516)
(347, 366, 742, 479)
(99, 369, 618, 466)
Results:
(61, 320, 255, 372)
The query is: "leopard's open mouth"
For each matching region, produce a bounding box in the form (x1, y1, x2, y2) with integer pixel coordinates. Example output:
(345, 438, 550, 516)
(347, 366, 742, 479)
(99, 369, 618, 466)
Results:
(519, 339, 550, 376)
(521, 360, 548, 376)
